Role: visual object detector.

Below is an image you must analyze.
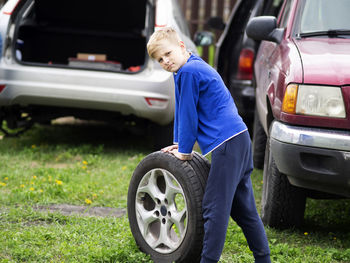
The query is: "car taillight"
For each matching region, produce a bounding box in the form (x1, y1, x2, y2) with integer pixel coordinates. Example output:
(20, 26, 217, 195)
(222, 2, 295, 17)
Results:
(236, 48, 254, 80)
(145, 97, 168, 108)
(2, 0, 21, 15)
(0, 85, 6, 93)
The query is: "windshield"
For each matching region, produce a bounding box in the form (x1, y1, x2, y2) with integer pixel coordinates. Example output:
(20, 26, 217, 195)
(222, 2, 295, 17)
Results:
(299, 0, 350, 34)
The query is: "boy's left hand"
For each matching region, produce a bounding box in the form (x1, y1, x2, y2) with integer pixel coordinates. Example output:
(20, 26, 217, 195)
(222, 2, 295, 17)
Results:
(170, 148, 193, 161)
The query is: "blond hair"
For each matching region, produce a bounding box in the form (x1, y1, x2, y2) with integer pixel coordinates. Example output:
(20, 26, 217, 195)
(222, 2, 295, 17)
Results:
(147, 27, 181, 59)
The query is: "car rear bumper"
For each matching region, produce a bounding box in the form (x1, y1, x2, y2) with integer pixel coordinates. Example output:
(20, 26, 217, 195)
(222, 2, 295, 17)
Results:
(0, 63, 175, 125)
(270, 121, 350, 197)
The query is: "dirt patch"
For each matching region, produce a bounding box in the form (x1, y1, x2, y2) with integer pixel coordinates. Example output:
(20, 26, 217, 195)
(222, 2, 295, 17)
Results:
(31, 161, 39, 168)
(30, 161, 73, 169)
(47, 163, 71, 169)
(34, 204, 126, 218)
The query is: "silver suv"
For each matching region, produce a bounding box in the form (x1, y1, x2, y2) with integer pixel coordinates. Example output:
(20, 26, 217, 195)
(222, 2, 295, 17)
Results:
(0, 0, 196, 147)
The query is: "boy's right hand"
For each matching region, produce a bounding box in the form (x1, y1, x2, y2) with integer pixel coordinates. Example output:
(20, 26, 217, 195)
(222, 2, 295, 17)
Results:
(161, 144, 178, 153)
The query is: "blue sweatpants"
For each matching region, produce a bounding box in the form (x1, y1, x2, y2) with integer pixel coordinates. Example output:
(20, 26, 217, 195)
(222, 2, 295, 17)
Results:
(201, 131, 271, 263)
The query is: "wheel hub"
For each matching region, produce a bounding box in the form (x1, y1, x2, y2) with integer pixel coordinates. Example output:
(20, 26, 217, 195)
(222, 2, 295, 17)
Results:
(160, 205, 167, 216)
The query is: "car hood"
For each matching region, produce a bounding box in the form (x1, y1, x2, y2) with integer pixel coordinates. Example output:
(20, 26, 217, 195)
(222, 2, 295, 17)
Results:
(294, 38, 350, 86)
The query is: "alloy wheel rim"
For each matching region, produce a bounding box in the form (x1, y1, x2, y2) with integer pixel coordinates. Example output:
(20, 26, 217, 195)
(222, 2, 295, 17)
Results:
(135, 168, 188, 253)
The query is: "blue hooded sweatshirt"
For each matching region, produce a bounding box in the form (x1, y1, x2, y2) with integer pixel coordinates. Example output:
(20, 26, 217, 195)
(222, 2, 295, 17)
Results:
(173, 54, 247, 156)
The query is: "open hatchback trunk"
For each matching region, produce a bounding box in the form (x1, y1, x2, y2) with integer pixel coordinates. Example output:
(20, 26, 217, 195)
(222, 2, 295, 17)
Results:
(14, 0, 149, 72)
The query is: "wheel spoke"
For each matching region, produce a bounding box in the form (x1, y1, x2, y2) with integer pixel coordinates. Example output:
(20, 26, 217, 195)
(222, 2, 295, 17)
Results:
(163, 172, 183, 202)
(138, 170, 163, 201)
(151, 220, 177, 251)
(136, 203, 158, 237)
(170, 209, 187, 236)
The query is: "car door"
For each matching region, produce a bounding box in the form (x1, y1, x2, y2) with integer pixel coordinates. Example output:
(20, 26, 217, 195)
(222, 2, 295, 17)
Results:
(254, 0, 293, 133)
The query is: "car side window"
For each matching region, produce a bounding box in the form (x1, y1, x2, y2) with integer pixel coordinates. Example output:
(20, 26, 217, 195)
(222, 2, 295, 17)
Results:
(278, 0, 292, 28)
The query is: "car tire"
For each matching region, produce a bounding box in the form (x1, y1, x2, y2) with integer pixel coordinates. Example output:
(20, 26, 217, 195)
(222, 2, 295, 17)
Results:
(261, 138, 306, 229)
(252, 108, 267, 169)
(127, 151, 209, 263)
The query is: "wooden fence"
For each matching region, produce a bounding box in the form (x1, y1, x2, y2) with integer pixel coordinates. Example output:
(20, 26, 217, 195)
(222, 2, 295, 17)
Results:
(178, 0, 238, 61)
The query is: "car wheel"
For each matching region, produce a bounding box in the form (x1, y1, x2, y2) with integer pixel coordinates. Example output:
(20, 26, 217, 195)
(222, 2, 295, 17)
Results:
(252, 108, 267, 169)
(261, 138, 306, 229)
(127, 151, 209, 263)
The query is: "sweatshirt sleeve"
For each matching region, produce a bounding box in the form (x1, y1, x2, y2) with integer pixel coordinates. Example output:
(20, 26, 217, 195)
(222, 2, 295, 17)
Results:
(177, 72, 199, 154)
(173, 96, 178, 144)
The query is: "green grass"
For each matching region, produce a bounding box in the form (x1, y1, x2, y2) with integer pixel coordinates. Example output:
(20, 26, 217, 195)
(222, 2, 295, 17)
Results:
(0, 123, 350, 262)
(1, 208, 151, 263)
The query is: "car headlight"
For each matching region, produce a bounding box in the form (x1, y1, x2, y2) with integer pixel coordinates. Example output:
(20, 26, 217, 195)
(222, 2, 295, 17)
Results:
(282, 84, 346, 118)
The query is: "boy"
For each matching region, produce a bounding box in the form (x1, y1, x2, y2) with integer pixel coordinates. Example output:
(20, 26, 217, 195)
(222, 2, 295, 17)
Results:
(147, 27, 271, 263)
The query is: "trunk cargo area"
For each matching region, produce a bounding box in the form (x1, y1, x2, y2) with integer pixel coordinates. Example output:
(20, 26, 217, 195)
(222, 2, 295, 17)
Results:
(15, 0, 148, 72)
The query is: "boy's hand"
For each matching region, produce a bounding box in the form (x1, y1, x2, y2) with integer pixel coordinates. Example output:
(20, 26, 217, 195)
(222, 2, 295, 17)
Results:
(161, 144, 178, 153)
(170, 148, 193, 161)
(161, 145, 193, 160)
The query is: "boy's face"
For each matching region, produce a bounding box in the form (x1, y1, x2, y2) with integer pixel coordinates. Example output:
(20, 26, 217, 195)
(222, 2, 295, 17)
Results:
(153, 39, 189, 73)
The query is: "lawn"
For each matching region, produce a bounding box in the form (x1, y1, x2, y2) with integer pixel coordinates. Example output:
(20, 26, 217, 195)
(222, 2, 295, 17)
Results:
(0, 122, 349, 262)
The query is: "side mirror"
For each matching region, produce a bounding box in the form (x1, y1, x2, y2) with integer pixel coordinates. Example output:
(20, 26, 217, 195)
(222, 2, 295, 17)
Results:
(206, 16, 226, 30)
(194, 31, 214, 46)
(246, 16, 285, 44)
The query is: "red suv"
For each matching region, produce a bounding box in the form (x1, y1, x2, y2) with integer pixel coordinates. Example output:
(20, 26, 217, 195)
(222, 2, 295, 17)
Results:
(247, 0, 350, 228)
